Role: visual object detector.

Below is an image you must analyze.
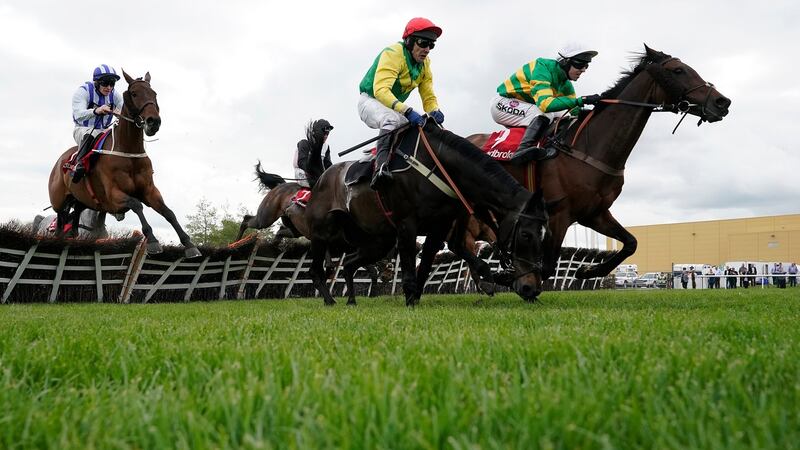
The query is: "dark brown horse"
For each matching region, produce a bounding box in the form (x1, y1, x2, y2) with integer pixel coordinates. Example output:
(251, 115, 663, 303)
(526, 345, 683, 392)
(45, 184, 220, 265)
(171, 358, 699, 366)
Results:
(235, 162, 309, 240)
(306, 122, 549, 306)
(466, 46, 730, 280)
(48, 70, 200, 258)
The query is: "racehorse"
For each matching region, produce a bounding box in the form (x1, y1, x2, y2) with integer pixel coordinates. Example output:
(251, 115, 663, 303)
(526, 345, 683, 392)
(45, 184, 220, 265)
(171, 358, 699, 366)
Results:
(48, 70, 200, 258)
(306, 121, 549, 306)
(237, 162, 384, 298)
(32, 209, 108, 240)
(235, 162, 308, 240)
(465, 46, 730, 281)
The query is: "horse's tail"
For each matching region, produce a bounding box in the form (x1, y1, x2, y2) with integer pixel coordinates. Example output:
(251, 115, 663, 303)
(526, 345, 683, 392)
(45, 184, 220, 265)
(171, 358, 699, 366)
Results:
(254, 161, 286, 191)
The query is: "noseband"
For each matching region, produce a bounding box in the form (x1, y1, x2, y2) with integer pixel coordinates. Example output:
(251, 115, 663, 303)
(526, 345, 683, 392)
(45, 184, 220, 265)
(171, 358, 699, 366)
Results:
(117, 79, 160, 128)
(497, 208, 546, 281)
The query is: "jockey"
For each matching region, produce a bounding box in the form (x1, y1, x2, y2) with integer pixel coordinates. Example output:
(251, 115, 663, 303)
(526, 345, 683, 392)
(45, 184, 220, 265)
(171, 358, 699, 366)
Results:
(71, 64, 123, 182)
(492, 44, 602, 161)
(358, 17, 445, 190)
(293, 119, 334, 188)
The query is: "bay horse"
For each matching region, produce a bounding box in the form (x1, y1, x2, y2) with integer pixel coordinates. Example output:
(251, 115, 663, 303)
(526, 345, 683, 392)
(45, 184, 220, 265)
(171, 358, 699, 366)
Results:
(48, 70, 200, 258)
(306, 121, 549, 306)
(465, 46, 730, 281)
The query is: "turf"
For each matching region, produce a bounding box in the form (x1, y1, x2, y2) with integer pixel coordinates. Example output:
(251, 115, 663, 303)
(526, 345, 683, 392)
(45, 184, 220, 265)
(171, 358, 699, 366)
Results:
(0, 289, 798, 449)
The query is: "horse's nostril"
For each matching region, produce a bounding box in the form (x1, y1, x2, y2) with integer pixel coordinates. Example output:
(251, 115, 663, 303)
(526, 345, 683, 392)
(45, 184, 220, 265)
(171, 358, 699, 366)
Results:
(716, 97, 731, 109)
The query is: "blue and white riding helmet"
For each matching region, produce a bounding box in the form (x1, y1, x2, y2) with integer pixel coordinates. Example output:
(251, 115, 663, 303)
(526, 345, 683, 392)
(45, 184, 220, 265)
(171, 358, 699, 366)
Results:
(92, 64, 120, 81)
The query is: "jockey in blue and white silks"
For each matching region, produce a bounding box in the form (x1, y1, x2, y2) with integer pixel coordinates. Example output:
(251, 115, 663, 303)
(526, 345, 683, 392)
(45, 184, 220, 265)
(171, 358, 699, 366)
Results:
(70, 64, 123, 182)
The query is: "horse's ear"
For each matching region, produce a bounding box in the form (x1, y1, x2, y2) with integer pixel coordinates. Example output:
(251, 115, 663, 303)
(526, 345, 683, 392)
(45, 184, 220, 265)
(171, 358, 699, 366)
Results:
(643, 44, 663, 60)
(144, 72, 151, 83)
(122, 69, 134, 84)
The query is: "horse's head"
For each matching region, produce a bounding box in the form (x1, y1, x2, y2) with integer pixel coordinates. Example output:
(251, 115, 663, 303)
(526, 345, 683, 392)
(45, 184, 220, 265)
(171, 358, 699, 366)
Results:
(122, 70, 161, 136)
(497, 190, 549, 301)
(643, 45, 731, 123)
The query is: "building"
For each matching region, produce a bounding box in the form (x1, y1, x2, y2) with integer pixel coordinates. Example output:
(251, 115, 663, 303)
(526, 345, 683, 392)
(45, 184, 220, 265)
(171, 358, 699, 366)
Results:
(606, 214, 800, 273)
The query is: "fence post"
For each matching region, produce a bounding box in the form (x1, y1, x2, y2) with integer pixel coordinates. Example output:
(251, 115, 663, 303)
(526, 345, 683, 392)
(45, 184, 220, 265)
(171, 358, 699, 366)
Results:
(284, 252, 307, 298)
(184, 256, 210, 302)
(2, 243, 39, 304)
(144, 257, 184, 304)
(218, 255, 232, 300)
(256, 252, 284, 297)
(94, 251, 104, 302)
(391, 254, 400, 295)
(119, 238, 147, 303)
(49, 247, 69, 303)
(237, 240, 260, 299)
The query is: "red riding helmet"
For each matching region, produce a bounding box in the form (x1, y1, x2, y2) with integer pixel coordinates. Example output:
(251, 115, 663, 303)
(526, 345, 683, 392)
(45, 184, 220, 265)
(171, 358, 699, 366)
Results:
(402, 17, 442, 40)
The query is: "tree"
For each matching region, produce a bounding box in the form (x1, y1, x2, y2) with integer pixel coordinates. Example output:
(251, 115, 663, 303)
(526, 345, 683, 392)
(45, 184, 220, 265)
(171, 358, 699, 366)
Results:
(185, 198, 220, 246)
(185, 199, 270, 247)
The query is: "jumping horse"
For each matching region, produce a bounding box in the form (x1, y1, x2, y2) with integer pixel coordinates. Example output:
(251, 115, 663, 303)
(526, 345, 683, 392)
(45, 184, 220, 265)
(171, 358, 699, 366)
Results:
(306, 121, 549, 306)
(48, 71, 200, 258)
(465, 46, 730, 281)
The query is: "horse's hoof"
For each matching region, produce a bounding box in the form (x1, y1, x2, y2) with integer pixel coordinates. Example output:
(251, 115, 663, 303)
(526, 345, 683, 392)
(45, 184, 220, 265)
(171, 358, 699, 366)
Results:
(146, 241, 163, 254)
(346, 300, 357, 306)
(184, 246, 202, 259)
(324, 300, 336, 306)
(575, 266, 594, 280)
(479, 281, 496, 296)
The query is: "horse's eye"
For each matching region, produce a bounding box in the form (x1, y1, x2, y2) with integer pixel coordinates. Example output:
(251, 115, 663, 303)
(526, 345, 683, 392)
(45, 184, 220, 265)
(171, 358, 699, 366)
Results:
(131, 93, 137, 98)
(673, 67, 684, 75)
(521, 231, 532, 241)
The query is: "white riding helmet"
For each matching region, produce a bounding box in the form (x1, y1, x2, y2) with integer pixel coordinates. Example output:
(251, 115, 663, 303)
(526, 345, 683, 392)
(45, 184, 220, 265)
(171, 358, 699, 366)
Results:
(557, 43, 598, 62)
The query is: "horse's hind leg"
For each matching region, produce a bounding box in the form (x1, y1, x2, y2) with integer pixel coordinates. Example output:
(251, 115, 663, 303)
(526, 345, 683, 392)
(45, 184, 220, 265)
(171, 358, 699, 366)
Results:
(340, 238, 394, 305)
(576, 210, 637, 279)
(142, 186, 200, 258)
(310, 239, 336, 305)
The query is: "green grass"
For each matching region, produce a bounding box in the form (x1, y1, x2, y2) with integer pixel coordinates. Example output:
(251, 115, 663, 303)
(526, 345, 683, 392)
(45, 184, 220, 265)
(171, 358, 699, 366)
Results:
(0, 289, 798, 449)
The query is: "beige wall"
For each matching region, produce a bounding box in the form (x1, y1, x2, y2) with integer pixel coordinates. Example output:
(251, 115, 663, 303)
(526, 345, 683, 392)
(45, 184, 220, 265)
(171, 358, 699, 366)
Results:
(607, 214, 800, 272)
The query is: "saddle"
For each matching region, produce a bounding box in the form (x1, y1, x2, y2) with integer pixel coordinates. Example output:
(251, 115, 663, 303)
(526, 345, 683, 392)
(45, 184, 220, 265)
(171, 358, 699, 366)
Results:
(62, 129, 112, 177)
(344, 126, 420, 186)
(481, 117, 577, 161)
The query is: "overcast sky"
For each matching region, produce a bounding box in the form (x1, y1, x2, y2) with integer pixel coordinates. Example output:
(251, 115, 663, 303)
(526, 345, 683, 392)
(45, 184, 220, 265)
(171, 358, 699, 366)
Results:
(1, 0, 797, 245)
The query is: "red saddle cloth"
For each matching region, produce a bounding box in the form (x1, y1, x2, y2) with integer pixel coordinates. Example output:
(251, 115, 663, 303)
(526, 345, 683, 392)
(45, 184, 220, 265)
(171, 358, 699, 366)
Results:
(62, 129, 113, 175)
(292, 188, 312, 207)
(46, 216, 73, 233)
(481, 128, 526, 161)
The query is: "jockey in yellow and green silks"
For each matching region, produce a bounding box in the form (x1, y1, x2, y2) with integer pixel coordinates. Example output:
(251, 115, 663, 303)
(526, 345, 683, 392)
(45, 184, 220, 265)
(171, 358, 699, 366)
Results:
(492, 44, 603, 162)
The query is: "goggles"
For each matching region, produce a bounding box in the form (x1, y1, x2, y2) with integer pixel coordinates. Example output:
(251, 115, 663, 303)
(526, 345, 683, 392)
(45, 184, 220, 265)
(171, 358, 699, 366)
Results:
(570, 60, 590, 70)
(414, 38, 436, 49)
(97, 78, 116, 87)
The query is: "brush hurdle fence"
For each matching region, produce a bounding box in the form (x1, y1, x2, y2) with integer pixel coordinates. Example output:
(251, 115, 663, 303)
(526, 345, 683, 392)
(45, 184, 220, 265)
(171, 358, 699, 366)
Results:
(0, 227, 614, 303)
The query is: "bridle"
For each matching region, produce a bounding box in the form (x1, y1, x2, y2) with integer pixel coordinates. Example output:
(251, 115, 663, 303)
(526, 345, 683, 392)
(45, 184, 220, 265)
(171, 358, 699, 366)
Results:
(496, 201, 547, 281)
(116, 79, 160, 128)
(645, 57, 719, 132)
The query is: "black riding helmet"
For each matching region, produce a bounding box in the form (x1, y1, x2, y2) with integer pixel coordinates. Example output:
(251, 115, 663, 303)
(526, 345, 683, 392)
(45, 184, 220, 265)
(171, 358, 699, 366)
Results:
(306, 119, 333, 146)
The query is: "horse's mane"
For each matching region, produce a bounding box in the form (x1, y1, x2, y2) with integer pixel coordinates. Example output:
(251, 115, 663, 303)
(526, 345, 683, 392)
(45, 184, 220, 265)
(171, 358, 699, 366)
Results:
(430, 125, 525, 196)
(600, 48, 673, 100)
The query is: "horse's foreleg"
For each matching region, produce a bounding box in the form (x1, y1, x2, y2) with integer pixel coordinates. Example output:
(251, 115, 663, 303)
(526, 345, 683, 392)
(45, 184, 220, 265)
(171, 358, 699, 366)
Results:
(542, 215, 570, 281)
(122, 195, 162, 255)
(396, 222, 419, 306)
(416, 235, 445, 300)
(310, 239, 336, 305)
(142, 186, 200, 258)
(236, 215, 255, 241)
(576, 210, 637, 279)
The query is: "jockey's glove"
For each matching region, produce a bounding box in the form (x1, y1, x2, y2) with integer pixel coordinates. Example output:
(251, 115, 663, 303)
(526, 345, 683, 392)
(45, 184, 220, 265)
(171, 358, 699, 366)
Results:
(429, 109, 445, 124)
(404, 108, 427, 127)
(581, 94, 602, 106)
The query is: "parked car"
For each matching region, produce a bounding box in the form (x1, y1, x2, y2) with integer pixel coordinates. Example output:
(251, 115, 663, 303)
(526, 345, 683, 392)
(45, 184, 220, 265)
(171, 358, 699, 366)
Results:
(633, 272, 667, 288)
(615, 271, 638, 288)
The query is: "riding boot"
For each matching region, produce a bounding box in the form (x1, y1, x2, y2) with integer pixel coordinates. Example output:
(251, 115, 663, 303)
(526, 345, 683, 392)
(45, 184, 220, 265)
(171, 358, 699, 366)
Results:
(370, 129, 394, 190)
(72, 134, 95, 183)
(510, 115, 557, 164)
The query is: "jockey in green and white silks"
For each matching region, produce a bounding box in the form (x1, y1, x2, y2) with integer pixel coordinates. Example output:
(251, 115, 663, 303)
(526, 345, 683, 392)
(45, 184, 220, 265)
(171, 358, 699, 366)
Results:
(70, 64, 123, 182)
(358, 17, 446, 190)
(492, 44, 603, 162)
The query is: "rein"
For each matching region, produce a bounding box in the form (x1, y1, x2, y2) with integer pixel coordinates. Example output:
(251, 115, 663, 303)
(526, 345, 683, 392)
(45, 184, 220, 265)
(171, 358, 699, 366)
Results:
(418, 126, 474, 216)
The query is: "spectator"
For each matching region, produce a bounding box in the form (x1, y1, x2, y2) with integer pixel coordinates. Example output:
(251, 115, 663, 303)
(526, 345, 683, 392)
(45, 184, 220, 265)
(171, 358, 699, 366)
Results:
(748, 264, 757, 286)
(739, 263, 749, 288)
(788, 262, 798, 288)
(772, 262, 786, 289)
(680, 267, 689, 289)
(727, 267, 737, 289)
(706, 266, 716, 289)
(690, 266, 697, 289)
(716, 265, 724, 289)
